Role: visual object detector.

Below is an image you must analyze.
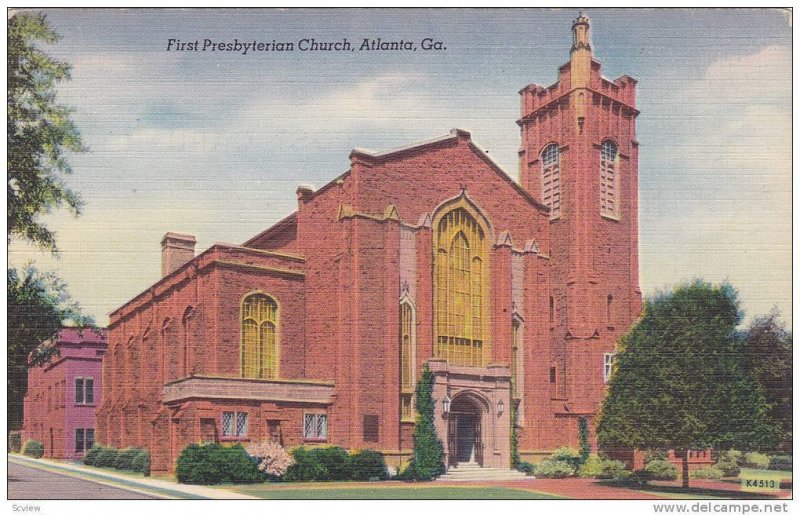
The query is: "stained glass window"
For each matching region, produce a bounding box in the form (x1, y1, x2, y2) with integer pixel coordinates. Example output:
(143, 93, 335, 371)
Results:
(241, 294, 278, 379)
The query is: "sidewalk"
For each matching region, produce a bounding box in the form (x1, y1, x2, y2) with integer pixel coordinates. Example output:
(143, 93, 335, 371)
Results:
(8, 454, 258, 499)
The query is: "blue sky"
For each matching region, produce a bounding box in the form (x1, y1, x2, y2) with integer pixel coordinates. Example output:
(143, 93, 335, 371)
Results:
(8, 8, 792, 328)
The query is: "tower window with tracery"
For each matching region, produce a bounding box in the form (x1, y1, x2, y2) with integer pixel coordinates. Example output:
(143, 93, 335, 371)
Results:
(600, 140, 619, 218)
(241, 293, 278, 379)
(399, 302, 415, 421)
(541, 144, 561, 219)
(435, 206, 489, 367)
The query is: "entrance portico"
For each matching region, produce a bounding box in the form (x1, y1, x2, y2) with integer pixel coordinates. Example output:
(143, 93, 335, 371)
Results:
(428, 359, 512, 469)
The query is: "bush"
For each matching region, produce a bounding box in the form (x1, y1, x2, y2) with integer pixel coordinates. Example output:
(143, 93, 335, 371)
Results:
(114, 447, 142, 470)
(245, 441, 294, 478)
(94, 447, 119, 468)
(535, 459, 575, 478)
(691, 467, 724, 480)
(9, 431, 22, 453)
(176, 443, 265, 485)
(714, 456, 741, 478)
(718, 450, 743, 465)
(743, 452, 770, 469)
(284, 447, 327, 482)
(769, 455, 791, 471)
(515, 461, 535, 475)
(644, 450, 669, 464)
(22, 440, 44, 458)
(406, 364, 445, 481)
(551, 446, 581, 470)
(643, 459, 678, 481)
(132, 449, 151, 476)
(351, 449, 388, 481)
(83, 445, 104, 466)
(578, 455, 630, 479)
(313, 446, 353, 481)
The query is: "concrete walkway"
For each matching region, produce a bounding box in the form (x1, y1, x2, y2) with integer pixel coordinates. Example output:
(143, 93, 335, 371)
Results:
(8, 454, 258, 499)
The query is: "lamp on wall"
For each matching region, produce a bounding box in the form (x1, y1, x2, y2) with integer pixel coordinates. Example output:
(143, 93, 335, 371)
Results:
(497, 399, 505, 416)
(442, 394, 451, 414)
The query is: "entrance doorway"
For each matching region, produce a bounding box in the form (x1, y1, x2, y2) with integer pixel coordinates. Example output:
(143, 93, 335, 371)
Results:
(447, 396, 483, 467)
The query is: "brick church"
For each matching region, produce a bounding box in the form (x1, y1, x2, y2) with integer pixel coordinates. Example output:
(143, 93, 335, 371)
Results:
(98, 14, 642, 474)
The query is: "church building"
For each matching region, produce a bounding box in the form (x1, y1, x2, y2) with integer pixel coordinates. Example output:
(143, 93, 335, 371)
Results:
(98, 14, 642, 474)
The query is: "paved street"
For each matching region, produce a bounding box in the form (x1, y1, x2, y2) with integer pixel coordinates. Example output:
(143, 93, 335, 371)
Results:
(8, 461, 158, 500)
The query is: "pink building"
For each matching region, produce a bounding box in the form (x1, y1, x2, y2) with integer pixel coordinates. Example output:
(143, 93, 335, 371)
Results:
(23, 328, 107, 460)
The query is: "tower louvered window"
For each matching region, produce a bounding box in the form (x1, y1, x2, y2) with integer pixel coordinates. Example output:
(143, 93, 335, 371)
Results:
(541, 144, 561, 218)
(435, 207, 489, 367)
(241, 294, 278, 379)
(600, 140, 619, 218)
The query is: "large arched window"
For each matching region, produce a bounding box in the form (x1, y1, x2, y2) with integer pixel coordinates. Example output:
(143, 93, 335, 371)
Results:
(541, 143, 561, 219)
(434, 205, 489, 367)
(241, 293, 279, 379)
(399, 300, 415, 421)
(600, 140, 619, 218)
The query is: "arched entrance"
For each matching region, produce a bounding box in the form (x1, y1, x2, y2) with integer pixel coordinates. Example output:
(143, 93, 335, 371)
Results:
(447, 394, 484, 467)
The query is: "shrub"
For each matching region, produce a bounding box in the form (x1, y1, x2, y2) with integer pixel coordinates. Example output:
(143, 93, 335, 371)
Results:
(351, 449, 388, 481)
(176, 443, 265, 485)
(406, 364, 445, 481)
(578, 418, 591, 465)
(314, 446, 352, 480)
(743, 452, 770, 469)
(551, 446, 581, 470)
(714, 456, 741, 478)
(515, 461, 535, 475)
(644, 450, 669, 464)
(643, 459, 678, 481)
(83, 445, 104, 466)
(245, 441, 294, 478)
(114, 447, 142, 470)
(769, 455, 791, 471)
(535, 459, 575, 478)
(578, 455, 630, 479)
(132, 449, 151, 476)
(94, 447, 119, 468)
(9, 431, 22, 453)
(691, 467, 724, 480)
(284, 447, 328, 482)
(718, 450, 743, 465)
(22, 440, 44, 458)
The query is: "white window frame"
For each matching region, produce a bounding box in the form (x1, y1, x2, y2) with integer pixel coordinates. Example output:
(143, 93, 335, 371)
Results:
(303, 413, 328, 441)
(221, 411, 248, 438)
(541, 144, 561, 219)
(600, 140, 620, 220)
(603, 353, 617, 383)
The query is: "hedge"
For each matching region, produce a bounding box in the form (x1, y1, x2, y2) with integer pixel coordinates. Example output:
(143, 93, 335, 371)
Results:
(350, 449, 389, 481)
(22, 440, 44, 458)
(132, 449, 151, 476)
(94, 447, 120, 468)
(176, 443, 265, 485)
(83, 445, 105, 466)
(114, 447, 143, 470)
(282, 446, 389, 482)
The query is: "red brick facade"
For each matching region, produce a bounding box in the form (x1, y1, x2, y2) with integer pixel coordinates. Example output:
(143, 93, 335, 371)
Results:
(98, 15, 642, 473)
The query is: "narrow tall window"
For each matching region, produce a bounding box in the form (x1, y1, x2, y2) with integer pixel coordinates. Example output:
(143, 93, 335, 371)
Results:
(399, 301, 415, 421)
(511, 320, 522, 398)
(606, 294, 613, 325)
(75, 379, 84, 404)
(76, 429, 85, 454)
(434, 206, 489, 367)
(541, 144, 561, 218)
(241, 294, 279, 379)
(86, 429, 95, 450)
(549, 296, 555, 323)
(600, 140, 619, 218)
(604, 353, 616, 383)
(85, 378, 94, 404)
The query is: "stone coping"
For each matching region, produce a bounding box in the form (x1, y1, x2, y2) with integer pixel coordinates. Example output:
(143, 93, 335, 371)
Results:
(163, 375, 335, 405)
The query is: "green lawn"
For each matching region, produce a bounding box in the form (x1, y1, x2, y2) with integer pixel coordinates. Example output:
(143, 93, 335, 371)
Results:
(225, 483, 564, 500)
(739, 468, 792, 482)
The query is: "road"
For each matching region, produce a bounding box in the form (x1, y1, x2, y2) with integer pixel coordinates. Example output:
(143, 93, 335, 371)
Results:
(8, 460, 159, 500)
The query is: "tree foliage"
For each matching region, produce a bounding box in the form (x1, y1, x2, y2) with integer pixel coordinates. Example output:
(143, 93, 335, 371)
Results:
(596, 281, 777, 487)
(406, 364, 445, 480)
(8, 11, 85, 252)
(7, 265, 92, 431)
(740, 309, 792, 451)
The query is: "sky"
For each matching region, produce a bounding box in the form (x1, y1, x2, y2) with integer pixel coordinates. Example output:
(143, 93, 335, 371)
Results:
(7, 8, 792, 328)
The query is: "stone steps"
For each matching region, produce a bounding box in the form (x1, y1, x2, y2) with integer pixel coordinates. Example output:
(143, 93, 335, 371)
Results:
(437, 465, 531, 482)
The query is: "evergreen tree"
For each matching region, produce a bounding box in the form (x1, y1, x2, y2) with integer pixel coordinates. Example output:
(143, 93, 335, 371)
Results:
(741, 309, 792, 452)
(596, 281, 777, 488)
(578, 417, 591, 464)
(407, 364, 445, 480)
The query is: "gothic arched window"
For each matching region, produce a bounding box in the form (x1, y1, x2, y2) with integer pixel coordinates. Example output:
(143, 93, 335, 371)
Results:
(241, 293, 278, 379)
(541, 143, 561, 219)
(600, 140, 619, 218)
(434, 205, 489, 366)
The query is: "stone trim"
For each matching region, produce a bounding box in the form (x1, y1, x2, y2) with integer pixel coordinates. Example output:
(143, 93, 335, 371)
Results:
(163, 376, 335, 405)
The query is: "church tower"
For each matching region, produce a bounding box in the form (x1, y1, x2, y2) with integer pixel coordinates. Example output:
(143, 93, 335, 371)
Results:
(517, 14, 642, 435)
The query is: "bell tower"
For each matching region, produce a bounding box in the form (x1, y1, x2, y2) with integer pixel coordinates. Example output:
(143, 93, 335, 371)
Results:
(517, 13, 642, 421)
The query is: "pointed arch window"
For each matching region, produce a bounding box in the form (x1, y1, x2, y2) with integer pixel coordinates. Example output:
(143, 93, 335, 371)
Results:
(435, 206, 489, 367)
(600, 140, 620, 218)
(541, 144, 561, 219)
(240, 293, 278, 379)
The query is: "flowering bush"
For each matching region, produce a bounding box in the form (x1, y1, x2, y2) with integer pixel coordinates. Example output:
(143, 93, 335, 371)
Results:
(245, 441, 295, 478)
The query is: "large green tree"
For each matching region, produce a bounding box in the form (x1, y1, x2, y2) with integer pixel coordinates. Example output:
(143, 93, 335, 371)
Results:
(741, 309, 792, 452)
(8, 266, 91, 432)
(596, 281, 777, 488)
(8, 11, 85, 252)
(407, 364, 446, 480)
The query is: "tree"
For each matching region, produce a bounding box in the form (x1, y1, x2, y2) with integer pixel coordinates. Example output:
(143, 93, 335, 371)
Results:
(596, 281, 777, 488)
(7, 266, 92, 432)
(741, 309, 792, 452)
(406, 364, 445, 480)
(8, 11, 85, 252)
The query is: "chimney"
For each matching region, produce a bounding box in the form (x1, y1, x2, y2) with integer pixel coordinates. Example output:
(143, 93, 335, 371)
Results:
(161, 232, 196, 277)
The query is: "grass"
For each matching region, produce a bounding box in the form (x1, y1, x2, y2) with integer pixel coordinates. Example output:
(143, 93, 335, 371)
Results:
(225, 483, 564, 500)
(738, 468, 792, 482)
